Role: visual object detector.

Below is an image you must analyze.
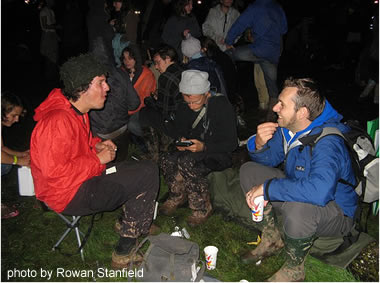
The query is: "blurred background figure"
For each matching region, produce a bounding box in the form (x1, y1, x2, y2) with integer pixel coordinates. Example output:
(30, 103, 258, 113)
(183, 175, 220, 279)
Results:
(161, 0, 202, 62)
(202, 0, 240, 51)
(1, 91, 30, 219)
(38, 0, 60, 81)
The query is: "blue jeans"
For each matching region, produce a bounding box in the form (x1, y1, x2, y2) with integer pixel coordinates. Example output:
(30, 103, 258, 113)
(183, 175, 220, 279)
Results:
(1, 164, 13, 176)
(227, 45, 279, 98)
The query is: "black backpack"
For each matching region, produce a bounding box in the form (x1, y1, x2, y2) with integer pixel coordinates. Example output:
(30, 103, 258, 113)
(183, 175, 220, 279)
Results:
(299, 120, 378, 252)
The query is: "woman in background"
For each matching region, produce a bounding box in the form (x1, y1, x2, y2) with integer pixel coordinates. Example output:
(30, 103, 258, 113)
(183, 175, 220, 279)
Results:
(161, 0, 202, 62)
(1, 91, 30, 219)
(120, 44, 156, 148)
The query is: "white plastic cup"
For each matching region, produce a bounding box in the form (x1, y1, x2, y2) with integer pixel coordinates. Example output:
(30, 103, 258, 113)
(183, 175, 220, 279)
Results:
(251, 196, 264, 222)
(204, 246, 218, 270)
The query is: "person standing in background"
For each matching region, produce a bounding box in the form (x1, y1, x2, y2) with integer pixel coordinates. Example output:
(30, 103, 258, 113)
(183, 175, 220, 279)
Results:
(161, 0, 202, 62)
(38, 0, 60, 81)
(225, 0, 287, 121)
(202, 0, 240, 52)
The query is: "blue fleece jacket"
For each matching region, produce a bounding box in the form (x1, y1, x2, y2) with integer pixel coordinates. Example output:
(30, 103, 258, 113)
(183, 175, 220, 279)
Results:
(225, 0, 287, 64)
(247, 100, 358, 218)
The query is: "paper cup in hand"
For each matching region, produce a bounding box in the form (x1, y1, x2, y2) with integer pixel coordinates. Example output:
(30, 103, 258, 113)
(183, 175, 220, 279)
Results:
(251, 196, 264, 222)
(204, 246, 218, 270)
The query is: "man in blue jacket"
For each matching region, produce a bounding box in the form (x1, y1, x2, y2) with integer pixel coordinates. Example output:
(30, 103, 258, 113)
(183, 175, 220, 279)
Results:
(239, 77, 357, 281)
(225, 0, 287, 121)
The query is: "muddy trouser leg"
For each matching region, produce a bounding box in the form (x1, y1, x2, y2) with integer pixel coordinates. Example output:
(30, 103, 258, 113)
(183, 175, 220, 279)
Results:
(177, 152, 212, 213)
(159, 151, 187, 202)
(63, 160, 159, 238)
(239, 161, 287, 263)
(268, 201, 354, 282)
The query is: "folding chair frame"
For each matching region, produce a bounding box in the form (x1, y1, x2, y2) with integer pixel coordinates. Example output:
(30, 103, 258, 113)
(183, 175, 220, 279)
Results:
(52, 214, 85, 261)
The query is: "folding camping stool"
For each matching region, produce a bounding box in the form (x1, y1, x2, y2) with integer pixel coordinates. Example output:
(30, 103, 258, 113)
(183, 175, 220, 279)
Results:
(52, 212, 86, 261)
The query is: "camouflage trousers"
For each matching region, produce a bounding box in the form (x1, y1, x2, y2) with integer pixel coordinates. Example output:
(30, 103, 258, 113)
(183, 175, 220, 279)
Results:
(63, 160, 159, 238)
(160, 151, 212, 212)
(142, 126, 175, 163)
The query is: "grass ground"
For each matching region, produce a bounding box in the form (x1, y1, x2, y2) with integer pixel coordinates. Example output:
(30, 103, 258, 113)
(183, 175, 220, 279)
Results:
(2, 141, 378, 282)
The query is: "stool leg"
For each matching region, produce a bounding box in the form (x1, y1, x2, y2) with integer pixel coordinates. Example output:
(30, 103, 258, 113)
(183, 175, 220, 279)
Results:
(73, 216, 85, 261)
(53, 227, 73, 251)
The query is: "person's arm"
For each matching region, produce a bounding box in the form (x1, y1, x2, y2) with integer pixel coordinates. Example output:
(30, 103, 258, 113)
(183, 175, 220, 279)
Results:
(202, 9, 217, 39)
(1, 136, 30, 166)
(225, 6, 253, 45)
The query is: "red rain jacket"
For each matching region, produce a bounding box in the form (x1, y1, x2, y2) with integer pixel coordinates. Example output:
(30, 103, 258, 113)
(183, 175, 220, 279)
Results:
(30, 89, 105, 213)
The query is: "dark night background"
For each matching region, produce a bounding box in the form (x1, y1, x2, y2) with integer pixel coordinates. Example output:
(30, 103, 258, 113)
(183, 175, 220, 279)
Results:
(1, 0, 379, 150)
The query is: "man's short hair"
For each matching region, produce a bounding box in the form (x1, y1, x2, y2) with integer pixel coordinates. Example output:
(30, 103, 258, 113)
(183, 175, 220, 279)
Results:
(60, 53, 108, 102)
(283, 77, 325, 121)
(154, 45, 178, 64)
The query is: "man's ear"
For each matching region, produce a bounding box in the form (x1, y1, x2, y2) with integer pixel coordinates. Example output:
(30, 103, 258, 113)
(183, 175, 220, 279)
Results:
(298, 106, 309, 120)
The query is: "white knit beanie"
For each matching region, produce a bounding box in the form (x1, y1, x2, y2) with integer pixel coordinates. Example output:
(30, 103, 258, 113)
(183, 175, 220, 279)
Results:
(181, 35, 201, 58)
(179, 70, 211, 95)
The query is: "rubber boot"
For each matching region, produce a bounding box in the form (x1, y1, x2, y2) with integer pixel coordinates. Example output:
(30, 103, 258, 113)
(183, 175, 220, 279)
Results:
(159, 173, 187, 216)
(267, 233, 315, 282)
(111, 237, 143, 269)
(265, 97, 278, 122)
(187, 193, 213, 227)
(241, 205, 284, 264)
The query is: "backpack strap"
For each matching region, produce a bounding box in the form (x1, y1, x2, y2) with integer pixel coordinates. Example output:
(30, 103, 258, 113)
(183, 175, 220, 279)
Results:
(299, 127, 357, 188)
(300, 127, 366, 251)
(192, 106, 206, 129)
(194, 260, 206, 282)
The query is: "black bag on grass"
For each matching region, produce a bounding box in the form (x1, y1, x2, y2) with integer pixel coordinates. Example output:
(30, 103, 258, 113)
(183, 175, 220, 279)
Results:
(136, 233, 205, 282)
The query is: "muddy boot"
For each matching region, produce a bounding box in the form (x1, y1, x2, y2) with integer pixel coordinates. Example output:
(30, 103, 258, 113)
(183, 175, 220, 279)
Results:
(160, 174, 187, 216)
(267, 234, 315, 282)
(111, 237, 143, 269)
(187, 193, 213, 227)
(241, 205, 284, 264)
(159, 193, 187, 216)
(265, 97, 278, 122)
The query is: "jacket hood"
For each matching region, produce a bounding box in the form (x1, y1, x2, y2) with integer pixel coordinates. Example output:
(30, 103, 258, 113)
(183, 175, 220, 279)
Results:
(33, 89, 72, 122)
(283, 99, 345, 144)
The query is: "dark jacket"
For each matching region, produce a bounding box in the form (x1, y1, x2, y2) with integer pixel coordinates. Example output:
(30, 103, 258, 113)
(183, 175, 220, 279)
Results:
(168, 95, 238, 171)
(155, 63, 183, 119)
(207, 49, 238, 102)
(87, 0, 115, 52)
(161, 14, 202, 61)
(184, 56, 226, 96)
(89, 37, 140, 135)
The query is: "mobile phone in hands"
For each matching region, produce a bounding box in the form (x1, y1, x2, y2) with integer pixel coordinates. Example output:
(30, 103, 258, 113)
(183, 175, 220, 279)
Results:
(175, 140, 194, 147)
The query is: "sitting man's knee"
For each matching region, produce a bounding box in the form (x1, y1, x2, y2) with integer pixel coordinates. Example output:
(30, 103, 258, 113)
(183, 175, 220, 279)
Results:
(280, 202, 316, 238)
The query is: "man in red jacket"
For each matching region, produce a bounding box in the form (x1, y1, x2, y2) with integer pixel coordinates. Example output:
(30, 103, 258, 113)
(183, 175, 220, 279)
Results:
(30, 54, 159, 269)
